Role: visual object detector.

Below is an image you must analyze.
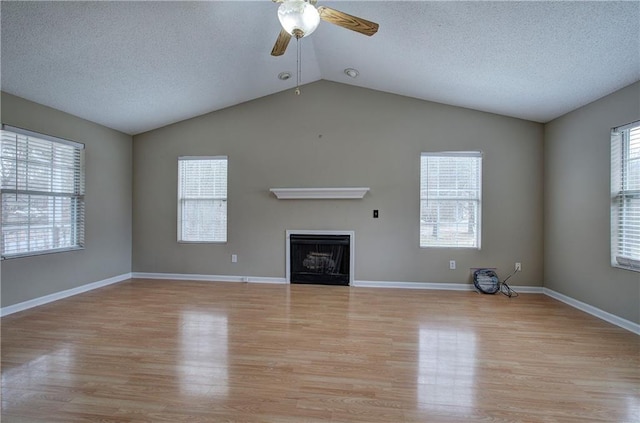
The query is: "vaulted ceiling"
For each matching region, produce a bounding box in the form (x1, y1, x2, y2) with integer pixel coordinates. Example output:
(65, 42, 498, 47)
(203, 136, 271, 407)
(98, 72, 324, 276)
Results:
(2, 1, 639, 135)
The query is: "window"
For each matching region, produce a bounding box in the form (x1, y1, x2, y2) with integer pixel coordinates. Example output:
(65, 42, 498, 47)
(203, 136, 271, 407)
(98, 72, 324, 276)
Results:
(178, 156, 227, 243)
(420, 151, 482, 248)
(611, 121, 640, 271)
(1, 125, 85, 258)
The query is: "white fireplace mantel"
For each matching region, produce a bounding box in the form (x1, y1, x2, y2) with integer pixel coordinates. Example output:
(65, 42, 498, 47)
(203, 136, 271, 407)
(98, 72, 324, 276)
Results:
(270, 187, 370, 200)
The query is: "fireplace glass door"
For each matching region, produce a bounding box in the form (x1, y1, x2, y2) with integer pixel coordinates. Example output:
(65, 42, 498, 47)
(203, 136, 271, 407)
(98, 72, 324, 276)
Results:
(289, 234, 350, 286)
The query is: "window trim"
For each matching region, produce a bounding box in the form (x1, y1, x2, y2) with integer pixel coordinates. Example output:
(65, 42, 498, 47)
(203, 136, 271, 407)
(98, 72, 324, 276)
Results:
(420, 151, 483, 249)
(611, 120, 640, 272)
(177, 155, 228, 244)
(1, 124, 85, 260)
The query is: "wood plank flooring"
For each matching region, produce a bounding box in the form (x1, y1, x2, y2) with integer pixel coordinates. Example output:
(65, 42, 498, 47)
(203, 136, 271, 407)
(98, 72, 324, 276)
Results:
(1, 279, 638, 422)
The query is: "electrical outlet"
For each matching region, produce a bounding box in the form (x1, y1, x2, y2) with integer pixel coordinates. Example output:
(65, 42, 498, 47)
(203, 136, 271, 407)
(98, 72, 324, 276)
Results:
(232, 254, 238, 263)
(515, 262, 521, 272)
(449, 260, 456, 270)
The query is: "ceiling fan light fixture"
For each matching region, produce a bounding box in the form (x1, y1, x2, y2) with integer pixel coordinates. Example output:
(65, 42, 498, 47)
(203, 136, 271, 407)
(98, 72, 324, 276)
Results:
(277, 0, 320, 38)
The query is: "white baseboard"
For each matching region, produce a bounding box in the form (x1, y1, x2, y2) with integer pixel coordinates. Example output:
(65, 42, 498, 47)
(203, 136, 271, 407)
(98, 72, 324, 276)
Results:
(131, 275, 543, 292)
(543, 288, 640, 335)
(353, 280, 544, 293)
(3, 272, 636, 335)
(354, 280, 474, 290)
(354, 282, 637, 334)
(131, 272, 287, 284)
(245, 276, 287, 284)
(1, 272, 132, 317)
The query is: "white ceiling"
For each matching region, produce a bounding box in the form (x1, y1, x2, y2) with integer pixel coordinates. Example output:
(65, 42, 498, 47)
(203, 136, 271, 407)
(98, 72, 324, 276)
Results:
(2, 1, 639, 135)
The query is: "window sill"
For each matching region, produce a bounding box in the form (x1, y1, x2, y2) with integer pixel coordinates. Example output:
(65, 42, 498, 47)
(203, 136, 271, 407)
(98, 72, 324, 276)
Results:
(1, 246, 84, 260)
(178, 240, 227, 244)
(613, 263, 640, 273)
(614, 256, 640, 273)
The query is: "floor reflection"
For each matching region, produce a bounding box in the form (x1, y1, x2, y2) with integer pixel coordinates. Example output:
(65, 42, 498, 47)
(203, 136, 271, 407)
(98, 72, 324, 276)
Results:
(179, 310, 228, 398)
(628, 395, 640, 422)
(417, 327, 476, 413)
(1, 346, 75, 411)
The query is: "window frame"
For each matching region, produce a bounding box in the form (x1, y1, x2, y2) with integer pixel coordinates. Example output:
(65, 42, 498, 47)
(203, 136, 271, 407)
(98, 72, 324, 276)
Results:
(420, 151, 482, 249)
(177, 155, 228, 244)
(611, 120, 640, 272)
(1, 124, 85, 259)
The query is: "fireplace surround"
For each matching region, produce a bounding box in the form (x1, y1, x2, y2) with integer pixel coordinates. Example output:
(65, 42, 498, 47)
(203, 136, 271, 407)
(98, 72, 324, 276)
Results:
(286, 230, 355, 286)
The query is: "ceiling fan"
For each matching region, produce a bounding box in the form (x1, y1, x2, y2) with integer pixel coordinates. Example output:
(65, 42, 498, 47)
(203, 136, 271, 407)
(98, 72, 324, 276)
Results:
(270, 0, 379, 56)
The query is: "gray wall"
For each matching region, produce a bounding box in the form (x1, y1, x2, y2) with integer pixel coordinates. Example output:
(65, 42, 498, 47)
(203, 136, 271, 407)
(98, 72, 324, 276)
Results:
(6, 80, 636, 327)
(133, 81, 544, 286)
(1, 92, 133, 307)
(545, 82, 640, 324)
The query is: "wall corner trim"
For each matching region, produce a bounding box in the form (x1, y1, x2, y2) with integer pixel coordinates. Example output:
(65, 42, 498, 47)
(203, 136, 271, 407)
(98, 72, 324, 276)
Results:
(0, 273, 132, 317)
(543, 288, 640, 335)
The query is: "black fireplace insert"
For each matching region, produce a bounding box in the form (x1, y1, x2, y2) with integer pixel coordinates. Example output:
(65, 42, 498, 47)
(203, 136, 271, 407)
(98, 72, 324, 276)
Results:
(289, 234, 350, 286)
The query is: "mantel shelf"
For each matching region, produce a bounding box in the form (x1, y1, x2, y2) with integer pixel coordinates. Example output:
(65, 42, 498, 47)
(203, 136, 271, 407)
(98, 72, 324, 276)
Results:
(270, 187, 370, 200)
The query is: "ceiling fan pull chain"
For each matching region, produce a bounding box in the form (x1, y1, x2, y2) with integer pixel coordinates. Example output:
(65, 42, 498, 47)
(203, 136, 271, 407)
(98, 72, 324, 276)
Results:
(295, 36, 301, 95)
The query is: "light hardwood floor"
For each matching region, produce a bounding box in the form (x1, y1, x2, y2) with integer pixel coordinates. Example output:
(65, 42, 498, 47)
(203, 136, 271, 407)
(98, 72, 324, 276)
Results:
(1, 279, 638, 422)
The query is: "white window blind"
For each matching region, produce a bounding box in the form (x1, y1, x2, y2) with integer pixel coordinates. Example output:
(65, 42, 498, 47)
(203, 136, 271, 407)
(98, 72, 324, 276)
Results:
(420, 151, 482, 248)
(178, 156, 227, 243)
(1, 125, 85, 258)
(611, 121, 640, 271)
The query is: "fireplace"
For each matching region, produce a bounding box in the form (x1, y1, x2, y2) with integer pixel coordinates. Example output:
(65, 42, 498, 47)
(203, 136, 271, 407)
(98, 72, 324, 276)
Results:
(286, 230, 354, 286)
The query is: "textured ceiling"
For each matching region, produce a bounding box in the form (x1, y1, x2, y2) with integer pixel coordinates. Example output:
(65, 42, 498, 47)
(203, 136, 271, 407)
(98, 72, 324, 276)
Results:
(2, 1, 639, 135)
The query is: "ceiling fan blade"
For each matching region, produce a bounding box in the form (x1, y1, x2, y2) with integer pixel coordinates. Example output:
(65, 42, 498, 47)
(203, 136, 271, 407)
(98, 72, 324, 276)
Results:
(317, 6, 379, 36)
(271, 29, 292, 56)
